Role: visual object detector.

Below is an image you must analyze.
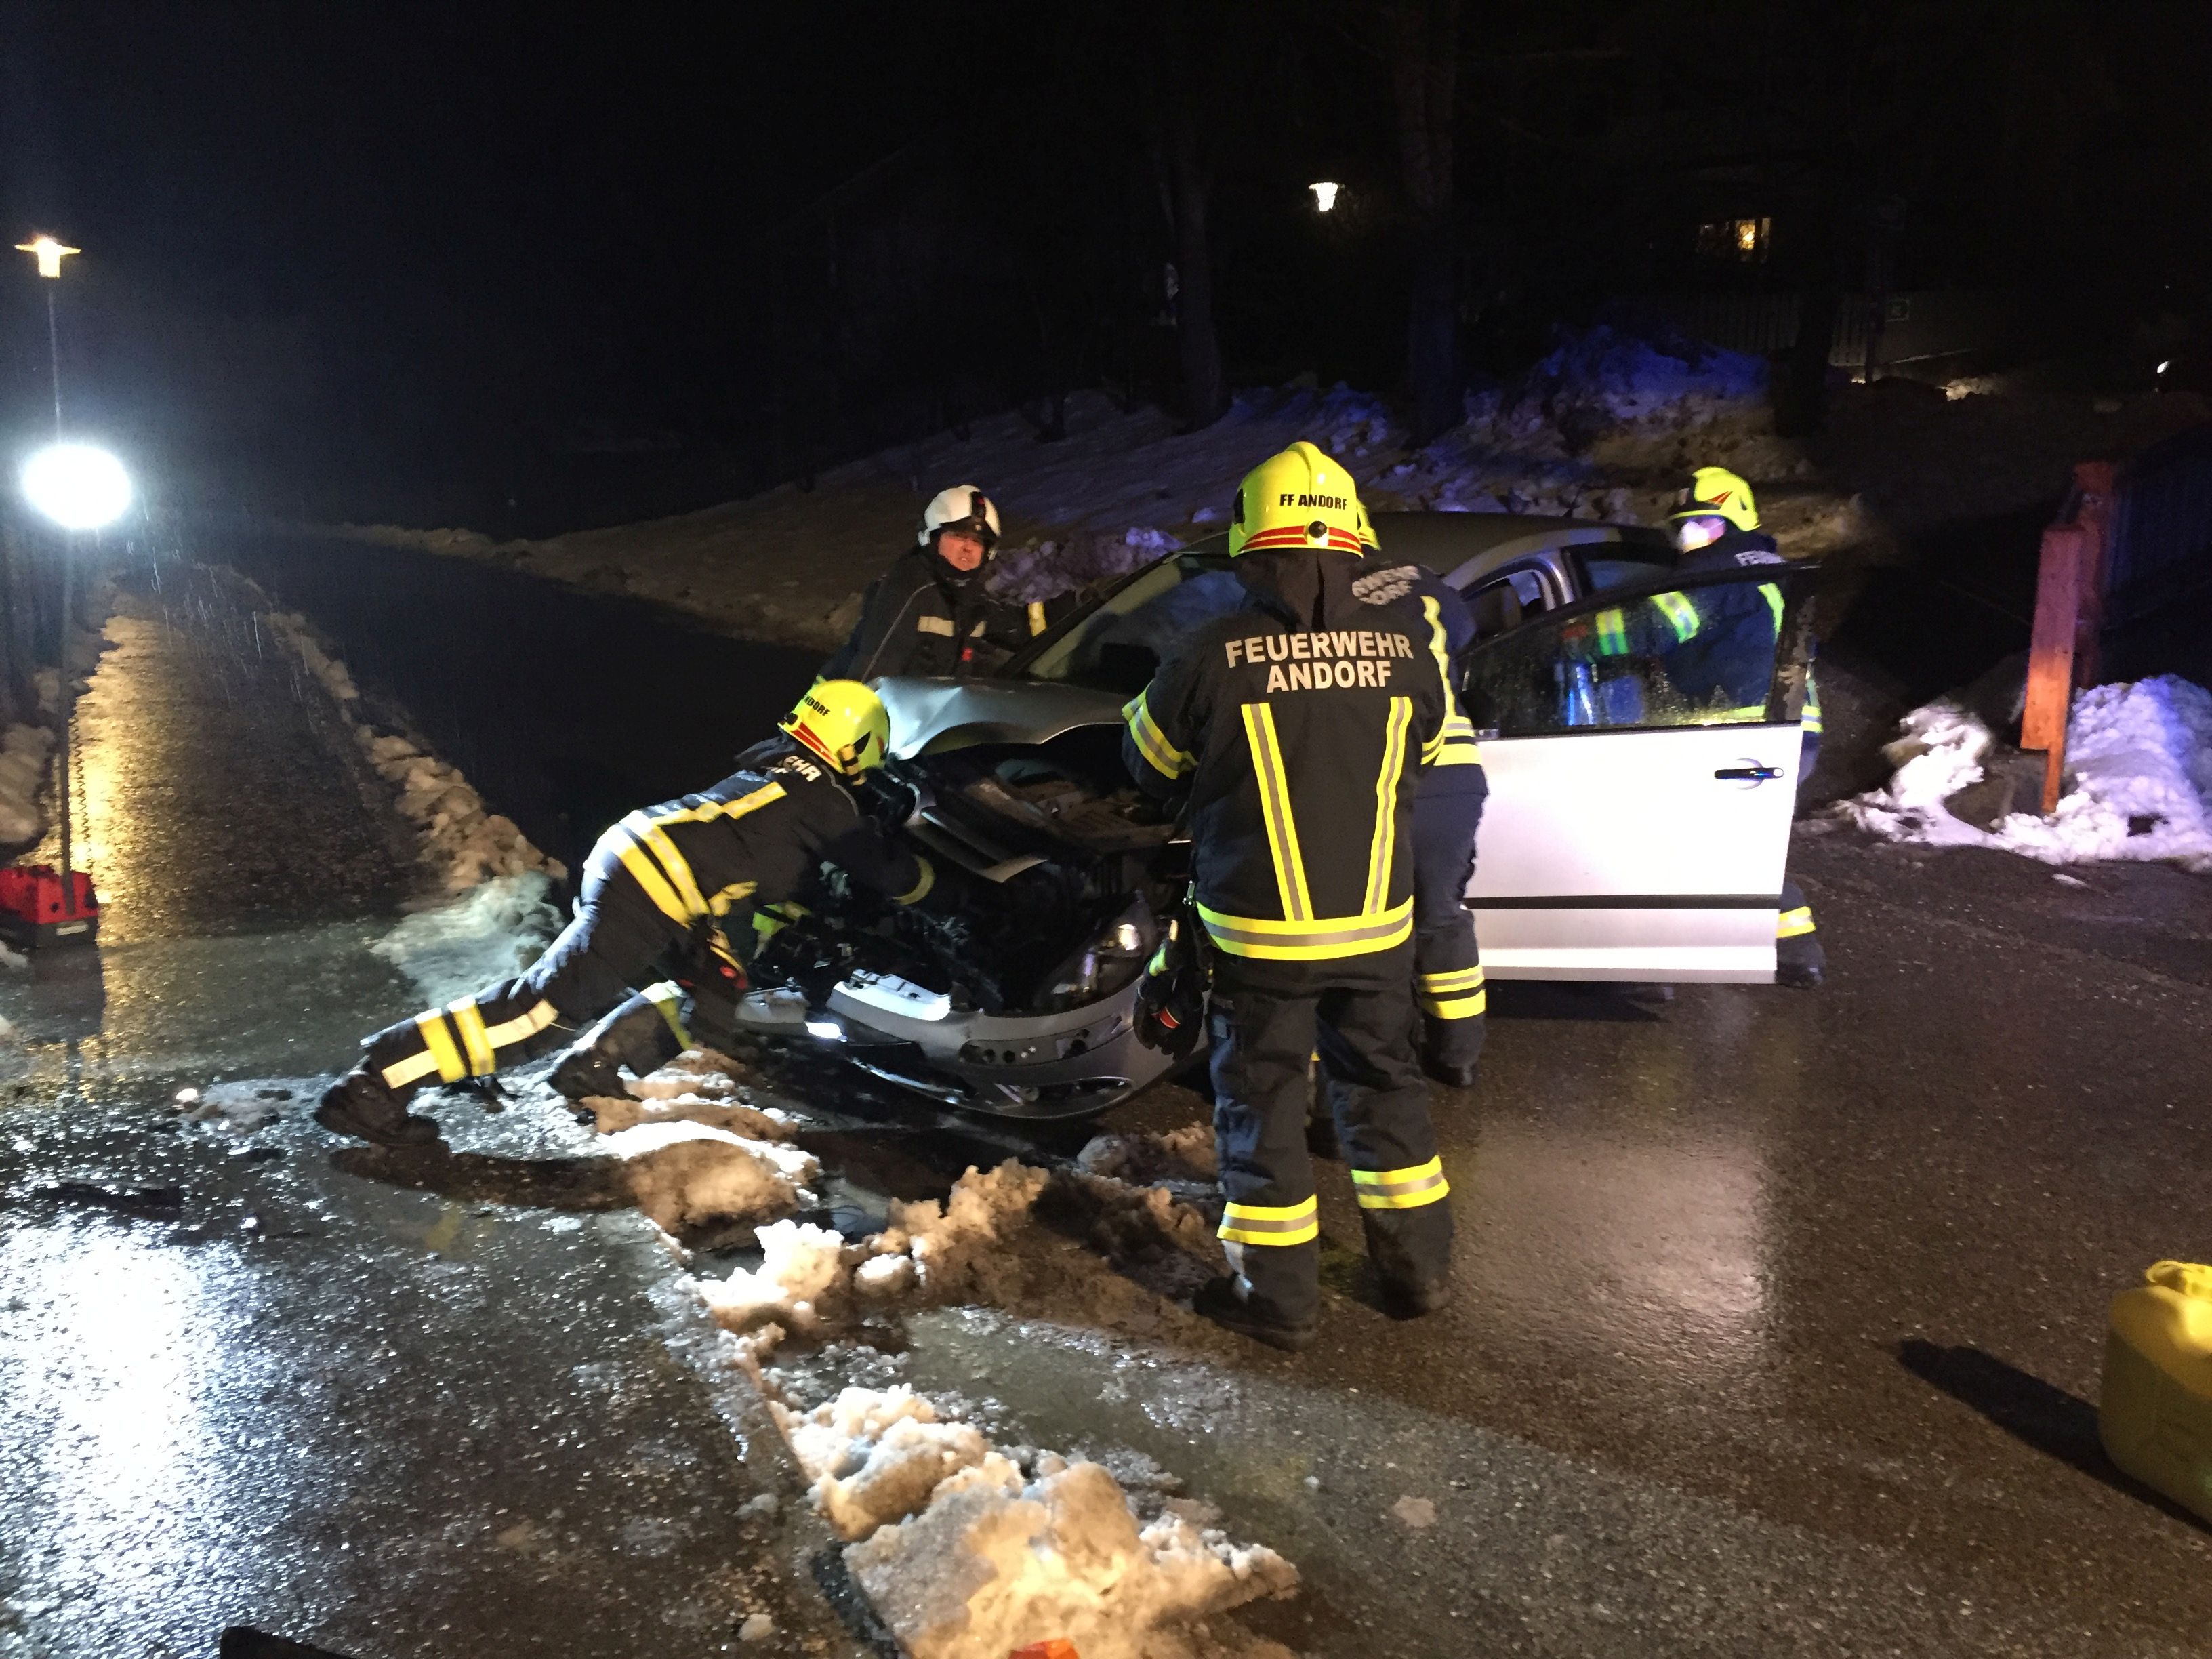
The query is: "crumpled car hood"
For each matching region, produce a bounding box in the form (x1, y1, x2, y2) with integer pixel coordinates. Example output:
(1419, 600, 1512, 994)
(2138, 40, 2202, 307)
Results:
(877, 677, 1130, 759)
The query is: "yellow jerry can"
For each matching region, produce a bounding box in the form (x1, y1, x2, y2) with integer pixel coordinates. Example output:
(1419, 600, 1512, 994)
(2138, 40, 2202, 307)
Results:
(2100, 1260, 2212, 1521)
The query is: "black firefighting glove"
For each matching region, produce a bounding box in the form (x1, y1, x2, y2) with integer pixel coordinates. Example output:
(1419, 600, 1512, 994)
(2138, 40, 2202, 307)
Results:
(1134, 918, 1207, 1059)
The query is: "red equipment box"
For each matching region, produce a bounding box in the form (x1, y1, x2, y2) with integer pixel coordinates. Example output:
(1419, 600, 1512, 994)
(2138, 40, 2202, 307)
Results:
(0, 864, 100, 947)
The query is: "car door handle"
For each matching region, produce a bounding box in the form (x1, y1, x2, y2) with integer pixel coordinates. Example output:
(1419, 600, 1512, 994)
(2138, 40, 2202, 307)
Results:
(1714, 765, 1784, 781)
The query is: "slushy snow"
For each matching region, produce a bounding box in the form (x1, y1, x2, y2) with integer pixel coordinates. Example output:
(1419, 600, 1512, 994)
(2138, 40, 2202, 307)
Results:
(369, 873, 565, 1006)
(1842, 676, 2212, 872)
(602, 1120, 819, 1234)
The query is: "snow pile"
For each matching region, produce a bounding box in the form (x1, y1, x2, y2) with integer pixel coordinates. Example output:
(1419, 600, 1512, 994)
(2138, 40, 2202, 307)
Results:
(0, 724, 56, 846)
(1077, 1125, 1219, 1186)
(603, 1120, 819, 1233)
(1841, 676, 2212, 872)
(802, 1388, 1296, 1659)
(369, 873, 564, 1006)
(1481, 321, 1769, 444)
(991, 525, 1183, 606)
(583, 1048, 804, 1138)
(693, 1155, 1225, 1360)
(778, 1385, 994, 1540)
(261, 609, 565, 892)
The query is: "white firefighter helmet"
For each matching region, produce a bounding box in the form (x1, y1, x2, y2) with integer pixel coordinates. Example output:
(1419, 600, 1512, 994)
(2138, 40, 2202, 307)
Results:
(917, 485, 1002, 549)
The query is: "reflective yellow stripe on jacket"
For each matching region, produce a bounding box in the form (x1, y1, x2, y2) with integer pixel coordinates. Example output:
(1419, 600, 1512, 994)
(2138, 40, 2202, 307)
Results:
(1242, 702, 1314, 922)
(1419, 597, 1476, 766)
(1363, 698, 1412, 915)
(1123, 689, 1195, 780)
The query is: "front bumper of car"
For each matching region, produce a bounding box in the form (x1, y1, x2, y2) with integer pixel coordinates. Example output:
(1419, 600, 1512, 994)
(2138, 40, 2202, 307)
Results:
(722, 973, 1179, 1120)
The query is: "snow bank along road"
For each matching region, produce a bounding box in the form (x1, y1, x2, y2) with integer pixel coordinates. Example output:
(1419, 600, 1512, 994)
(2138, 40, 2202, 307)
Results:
(7, 540, 2212, 1657)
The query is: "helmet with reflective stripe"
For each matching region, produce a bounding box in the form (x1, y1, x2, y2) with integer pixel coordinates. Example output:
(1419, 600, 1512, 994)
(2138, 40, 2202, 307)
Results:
(1229, 441, 1367, 557)
(917, 484, 1002, 549)
(1668, 465, 1760, 533)
(779, 679, 892, 775)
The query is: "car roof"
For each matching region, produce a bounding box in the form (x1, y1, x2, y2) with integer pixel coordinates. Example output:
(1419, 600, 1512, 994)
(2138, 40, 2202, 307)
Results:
(1178, 511, 1675, 581)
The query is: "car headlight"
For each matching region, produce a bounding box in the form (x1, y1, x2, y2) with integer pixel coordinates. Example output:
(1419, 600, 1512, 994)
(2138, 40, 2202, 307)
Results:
(1046, 906, 1152, 1008)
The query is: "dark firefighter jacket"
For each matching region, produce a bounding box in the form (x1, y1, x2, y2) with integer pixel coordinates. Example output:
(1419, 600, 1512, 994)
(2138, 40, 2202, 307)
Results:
(596, 738, 935, 970)
(1378, 561, 1484, 796)
(1121, 550, 1450, 977)
(1592, 529, 1822, 734)
(821, 546, 1059, 680)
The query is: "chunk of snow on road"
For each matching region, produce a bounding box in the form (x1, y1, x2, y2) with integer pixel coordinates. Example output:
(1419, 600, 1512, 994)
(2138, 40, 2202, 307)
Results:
(890, 1159, 1053, 1296)
(777, 1385, 994, 1540)
(370, 873, 563, 1006)
(602, 1121, 818, 1233)
(1842, 677, 2212, 872)
(1391, 1496, 1437, 1529)
(585, 1089, 799, 1142)
(699, 1218, 853, 1334)
(1076, 1125, 1219, 1185)
(845, 1446, 1297, 1659)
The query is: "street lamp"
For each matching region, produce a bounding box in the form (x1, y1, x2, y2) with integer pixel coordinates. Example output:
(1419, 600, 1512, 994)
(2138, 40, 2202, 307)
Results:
(1309, 182, 1341, 213)
(22, 444, 131, 532)
(14, 234, 79, 435)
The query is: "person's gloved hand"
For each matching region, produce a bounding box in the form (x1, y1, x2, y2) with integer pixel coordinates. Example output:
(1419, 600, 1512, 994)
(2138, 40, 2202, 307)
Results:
(1134, 930, 1206, 1059)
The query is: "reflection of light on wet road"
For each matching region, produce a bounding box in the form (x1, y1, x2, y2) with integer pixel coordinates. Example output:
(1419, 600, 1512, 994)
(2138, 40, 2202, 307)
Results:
(0, 1224, 249, 1641)
(1465, 1120, 1771, 1375)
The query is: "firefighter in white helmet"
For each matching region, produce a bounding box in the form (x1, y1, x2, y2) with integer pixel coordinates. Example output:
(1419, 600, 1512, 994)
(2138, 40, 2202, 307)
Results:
(823, 485, 1063, 680)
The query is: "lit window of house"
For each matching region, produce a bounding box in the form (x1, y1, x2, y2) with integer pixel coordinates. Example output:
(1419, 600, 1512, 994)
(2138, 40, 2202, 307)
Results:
(1696, 216, 1771, 262)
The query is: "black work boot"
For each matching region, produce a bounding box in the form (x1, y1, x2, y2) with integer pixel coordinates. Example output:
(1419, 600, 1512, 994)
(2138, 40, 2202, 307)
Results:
(1361, 1212, 1452, 1321)
(548, 1044, 630, 1103)
(1194, 1275, 1318, 1353)
(1422, 1053, 1481, 1090)
(1776, 937, 1826, 990)
(314, 1069, 440, 1147)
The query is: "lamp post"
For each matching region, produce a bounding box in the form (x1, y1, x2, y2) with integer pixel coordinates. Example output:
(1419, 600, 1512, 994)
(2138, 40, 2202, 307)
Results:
(20, 443, 130, 927)
(14, 235, 79, 436)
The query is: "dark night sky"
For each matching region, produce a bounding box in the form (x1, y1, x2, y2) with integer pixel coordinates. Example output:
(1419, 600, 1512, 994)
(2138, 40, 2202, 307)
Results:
(3, 1, 2209, 529)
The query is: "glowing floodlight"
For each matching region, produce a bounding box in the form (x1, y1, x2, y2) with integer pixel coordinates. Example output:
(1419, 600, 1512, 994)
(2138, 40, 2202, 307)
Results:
(1309, 181, 1340, 213)
(22, 443, 132, 531)
(14, 235, 80, 279)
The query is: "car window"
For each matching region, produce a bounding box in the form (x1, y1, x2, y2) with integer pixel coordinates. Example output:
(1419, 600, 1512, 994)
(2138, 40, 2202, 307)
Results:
(1015, 552, 1243, 692)
(1462, 575, 1790, 736)
(1575, 554, 1677, 594)
(1464, 564, 1557, 640)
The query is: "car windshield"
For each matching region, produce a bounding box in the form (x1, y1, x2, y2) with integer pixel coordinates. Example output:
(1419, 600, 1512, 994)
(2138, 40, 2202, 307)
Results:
(1012, 551, 1244, 694)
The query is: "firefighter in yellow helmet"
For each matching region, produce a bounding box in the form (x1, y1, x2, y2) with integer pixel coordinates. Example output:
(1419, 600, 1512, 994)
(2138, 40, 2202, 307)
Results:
(1123, 442, 1456, 1349)
(1662, 466, 1824, 987)
(318, 682, 941, 1145)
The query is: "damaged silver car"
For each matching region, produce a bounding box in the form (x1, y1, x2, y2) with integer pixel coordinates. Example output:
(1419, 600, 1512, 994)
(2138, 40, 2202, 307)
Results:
(728, 512, 1817, 1118)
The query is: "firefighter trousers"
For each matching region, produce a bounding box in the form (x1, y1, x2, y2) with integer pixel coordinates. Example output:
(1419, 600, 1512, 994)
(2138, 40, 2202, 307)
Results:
(1779, 729, 1823, 975)
(1207, 958, 1452, 1326)
(1411, 773, 1487, 1069)
(359, 838, 703, 1104)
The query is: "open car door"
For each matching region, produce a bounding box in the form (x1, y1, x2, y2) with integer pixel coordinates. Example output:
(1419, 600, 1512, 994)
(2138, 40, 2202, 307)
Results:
(1459, 565, 1818, 982)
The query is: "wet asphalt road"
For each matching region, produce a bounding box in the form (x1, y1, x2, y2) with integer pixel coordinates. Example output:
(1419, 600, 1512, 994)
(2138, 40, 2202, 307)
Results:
(0, 567, 856, 1658)
(5, 540, 2212, 1656)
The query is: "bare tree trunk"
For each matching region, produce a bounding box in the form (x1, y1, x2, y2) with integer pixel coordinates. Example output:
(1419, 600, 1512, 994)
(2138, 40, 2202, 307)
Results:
(1157, 8, 1228, 431)
(1389, 0, 1462, 446)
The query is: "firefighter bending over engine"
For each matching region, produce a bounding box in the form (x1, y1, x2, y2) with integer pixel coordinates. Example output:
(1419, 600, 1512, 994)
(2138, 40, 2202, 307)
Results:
(1124, 442, 1455, 1351)
(317, 681, 941, 1146)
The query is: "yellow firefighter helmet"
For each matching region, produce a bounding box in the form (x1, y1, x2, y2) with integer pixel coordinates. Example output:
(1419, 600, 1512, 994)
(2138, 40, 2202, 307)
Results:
(1668, 465, 1761, 533)
(1228, 441, 1368, 557)
(780, 679, 892, 775)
